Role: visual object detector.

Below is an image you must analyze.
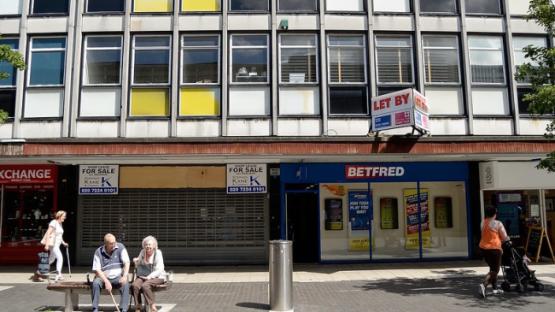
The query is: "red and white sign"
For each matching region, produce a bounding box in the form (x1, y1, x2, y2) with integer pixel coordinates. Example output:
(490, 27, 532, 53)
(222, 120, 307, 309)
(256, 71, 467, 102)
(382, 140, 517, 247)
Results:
(346, 165, 405, 179)
(371, 88, 430, 133)
(0, 165, 57, 184)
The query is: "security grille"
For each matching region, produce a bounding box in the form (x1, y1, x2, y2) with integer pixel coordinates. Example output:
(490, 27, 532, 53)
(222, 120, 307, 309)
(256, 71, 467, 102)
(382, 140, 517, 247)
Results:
(78, 189, 267, 264)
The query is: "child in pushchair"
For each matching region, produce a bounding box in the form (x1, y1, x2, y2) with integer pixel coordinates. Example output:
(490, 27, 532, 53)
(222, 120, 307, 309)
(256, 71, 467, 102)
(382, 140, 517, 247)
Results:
(500, 240, 544, 292)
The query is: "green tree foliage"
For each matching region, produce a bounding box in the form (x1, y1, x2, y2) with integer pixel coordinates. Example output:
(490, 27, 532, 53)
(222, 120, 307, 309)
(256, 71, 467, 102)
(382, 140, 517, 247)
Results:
(516, 0, 555, 172)
(0, 40, 25, 123)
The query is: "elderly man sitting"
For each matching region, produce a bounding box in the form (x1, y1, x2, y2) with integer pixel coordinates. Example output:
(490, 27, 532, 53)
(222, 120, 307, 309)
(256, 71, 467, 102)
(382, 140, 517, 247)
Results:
(91, 233, 130, 312)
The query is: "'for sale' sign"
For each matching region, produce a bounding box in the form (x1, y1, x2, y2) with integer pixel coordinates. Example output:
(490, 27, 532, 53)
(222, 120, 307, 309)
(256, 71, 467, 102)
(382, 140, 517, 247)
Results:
(227, 164, 267, 194)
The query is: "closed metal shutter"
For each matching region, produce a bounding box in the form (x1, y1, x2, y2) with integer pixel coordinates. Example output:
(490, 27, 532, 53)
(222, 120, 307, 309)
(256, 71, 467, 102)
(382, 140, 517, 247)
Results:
(77, 189, 267, 265)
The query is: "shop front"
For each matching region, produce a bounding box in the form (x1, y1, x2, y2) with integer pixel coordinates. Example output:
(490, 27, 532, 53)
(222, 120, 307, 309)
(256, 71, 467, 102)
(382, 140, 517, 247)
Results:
(0, 165, 58, 264)
(479, 161, 555, 252)
(280, 162, 471, 263)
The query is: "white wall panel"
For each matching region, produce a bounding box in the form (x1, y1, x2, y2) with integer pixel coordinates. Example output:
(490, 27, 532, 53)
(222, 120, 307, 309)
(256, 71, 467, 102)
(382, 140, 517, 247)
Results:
(80, 88, 121, 117)
(176, 120, 220, 137)
(19, 122, 62, 138)
(27, 18, 68, 33)
(471, 88, 509, 115)
(279, 88, 320, 115)
(327, 119, 370, 136)
(126, 120, 170, 138)
(0, 0, 22, 15)
(425, 87, 464, 115)
(0, 19, 20, 34)
(0, 123, 13, 139)
(130, 16, 173, 32)
(420, 16, 459, 32)
(507, 0, 530, 15)
(325, 15, 366, 30)
(429, 118, 468, 135)
(519, 118, 552, 135)
(473, 118, 514, 135)
(229, 87, 271, 116)
(75, 121, 119, 138)
(226, 119, 271, 136)
(465, 17, 503, 33)
(373, 15, 414, 31)
(179, 15, 221, 31)
(228, 15, 270, 30)
(326, 0, 363, 11)
(277, 118, 321, 136)
(24, 89, 64, 118)
(82, 16, 125, 32)
(276, 15, 318, 30)
(510, 19, 545, 34)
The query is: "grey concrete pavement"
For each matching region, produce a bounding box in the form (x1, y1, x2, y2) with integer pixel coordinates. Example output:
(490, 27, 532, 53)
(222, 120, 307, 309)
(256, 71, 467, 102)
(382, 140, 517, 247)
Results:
(1, 262, 555, 311)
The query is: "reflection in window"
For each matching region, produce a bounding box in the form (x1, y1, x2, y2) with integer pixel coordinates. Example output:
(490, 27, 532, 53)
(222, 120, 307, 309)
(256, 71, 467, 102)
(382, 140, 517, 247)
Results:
(0, 38, 19, 86)
(32, 0, 69, 14)
(182, 35, 220, 84)
(29, 38, 66, 86)
(513, 37, 548, 115)
(420, 0, 456, 13)
(465, 0, 501, 15)
(230, 0, 269, 11)
(469, 36, 505, 84)
(230, 34, 269, 84)
(132, 36, 171, 84)
(83, 36, 122, 85)
(278, 0, 317, 11)
(86, 0, 124, 12)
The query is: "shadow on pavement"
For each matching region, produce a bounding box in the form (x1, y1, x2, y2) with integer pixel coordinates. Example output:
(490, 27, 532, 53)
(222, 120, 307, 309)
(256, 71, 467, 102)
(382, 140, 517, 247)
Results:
(236, 302, 270, 310)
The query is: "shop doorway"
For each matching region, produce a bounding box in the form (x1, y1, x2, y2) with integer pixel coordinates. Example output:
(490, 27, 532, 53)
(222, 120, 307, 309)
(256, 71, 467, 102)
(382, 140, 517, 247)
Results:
(286, 192, 319, 263)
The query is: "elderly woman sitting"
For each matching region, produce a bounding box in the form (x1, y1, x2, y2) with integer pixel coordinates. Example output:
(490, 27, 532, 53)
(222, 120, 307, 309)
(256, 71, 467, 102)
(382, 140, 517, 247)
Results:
(132, 236, 165, 312)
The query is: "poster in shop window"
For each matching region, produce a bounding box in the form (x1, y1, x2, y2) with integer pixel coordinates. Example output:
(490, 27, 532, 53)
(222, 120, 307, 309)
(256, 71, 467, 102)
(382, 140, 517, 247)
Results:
(404, 189, 431, 249)
(348, 191, 371, 231)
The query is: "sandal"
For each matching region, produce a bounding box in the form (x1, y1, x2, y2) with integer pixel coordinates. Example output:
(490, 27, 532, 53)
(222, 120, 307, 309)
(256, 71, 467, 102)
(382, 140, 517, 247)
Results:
(150, 305, 158, 312)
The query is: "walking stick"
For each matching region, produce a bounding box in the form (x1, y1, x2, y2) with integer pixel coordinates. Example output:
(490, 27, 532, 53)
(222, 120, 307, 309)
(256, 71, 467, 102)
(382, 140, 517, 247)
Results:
(109, 290, 121, 312)
(65, 245, 71, 278)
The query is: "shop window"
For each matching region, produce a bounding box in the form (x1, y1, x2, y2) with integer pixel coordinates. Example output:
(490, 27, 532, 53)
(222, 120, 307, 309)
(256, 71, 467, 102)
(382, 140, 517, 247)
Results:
(324, 198, 343, 230)
(380, 197, 399, 229)
(278, 0, 317, 11)
(182, 0, 220, 12)
(327, 34, 367, 115)
(0, 0, 22, 15)
(373, 0, 410, 13)
(326, 0, 363, 12)
(422, 35, 463, 115)
(130, 35, 171, 117)
(229, 0, 269, 11)
(375, 35, 414, 95)
(86, 0, 125, 13)
(134, 0, 173, 13)
(434, 197, 453, 228)
(420, 0, 457, 14)
(465, 0, 501, 15)
(32, 0, 69, 14)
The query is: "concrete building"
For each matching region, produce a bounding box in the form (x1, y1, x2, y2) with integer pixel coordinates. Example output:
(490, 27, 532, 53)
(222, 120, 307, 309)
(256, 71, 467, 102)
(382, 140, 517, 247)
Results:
(0, 0, 554, 265)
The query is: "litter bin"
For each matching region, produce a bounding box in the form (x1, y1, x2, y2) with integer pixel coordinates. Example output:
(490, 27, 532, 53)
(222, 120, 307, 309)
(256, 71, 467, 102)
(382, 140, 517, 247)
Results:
(269, 240, 293, 312)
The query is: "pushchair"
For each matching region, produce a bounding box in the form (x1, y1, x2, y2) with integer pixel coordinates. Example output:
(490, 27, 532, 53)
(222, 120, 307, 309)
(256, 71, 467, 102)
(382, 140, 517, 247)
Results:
(500, 240, 544, 292)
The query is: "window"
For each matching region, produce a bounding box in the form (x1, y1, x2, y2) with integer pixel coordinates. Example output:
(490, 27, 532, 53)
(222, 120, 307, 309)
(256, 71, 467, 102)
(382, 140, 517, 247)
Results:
(230, 0, 269, 11)
(373, 0, 410, 13)
(134, 0, 173, 13)
(26, 37, 66, 118)
(469, 36, 505, 84)
(326, 0, 363, 12)
(279, 34, 319, 115)
(180, 35, 221, 116)
(0, 0, 22, 15)
(278, 0, 317, 11)
(32, 0, 69, 14)
(465, 0, 501, 15)
(0, 38, 18, 118)
(130, 35, 171, 117)
(375, 35, 414, 94)
(182, 0, 220, 12)
(230, 34, 269, 84)
(420, 0, 457, 14)
(327, 35, 367, 115)
(422, 35, 463, 115)
(81, 36, 123, 117)
(513, 37, 547, 114)
(86, 0, 125, 13)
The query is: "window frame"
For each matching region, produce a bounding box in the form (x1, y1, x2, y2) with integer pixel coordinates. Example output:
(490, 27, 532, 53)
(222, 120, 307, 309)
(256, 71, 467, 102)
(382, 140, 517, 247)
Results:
(31, 0, 69, 15)
(375, 34, 415, 88)
(27, 36, 67, 87)
(465, 0, 502, 16)
(419, 0, 458, 14)
(229, 34, 270, 85)
(278, 0, 318, 12)
(180, 34, 221, 86)
(468, 35, 506, 86)
(82, 35, 123, 87)
(85, 0, 125, 13)
(327, 34, 367, 85)
(229, 0, 270, 12)
(422, 34, 461, 86)
(279, 33, 319, 85)
(131, 35, 172, 86)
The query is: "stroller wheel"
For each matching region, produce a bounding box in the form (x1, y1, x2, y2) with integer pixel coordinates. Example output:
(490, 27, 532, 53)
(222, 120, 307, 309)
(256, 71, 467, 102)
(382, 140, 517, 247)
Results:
(534, 283, 544, 292)
(501, 282, 511, 292)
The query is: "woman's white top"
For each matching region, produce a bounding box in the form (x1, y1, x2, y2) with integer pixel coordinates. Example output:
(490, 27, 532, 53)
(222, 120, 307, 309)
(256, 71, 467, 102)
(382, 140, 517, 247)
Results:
(136, 249, 165, 279)
(48, 219, 64, 246)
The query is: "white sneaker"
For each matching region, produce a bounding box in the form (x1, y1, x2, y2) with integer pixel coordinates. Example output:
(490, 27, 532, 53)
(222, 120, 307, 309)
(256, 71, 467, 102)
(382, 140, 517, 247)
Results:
(492, 289, 504, 295)
(479, 284, 486, 298)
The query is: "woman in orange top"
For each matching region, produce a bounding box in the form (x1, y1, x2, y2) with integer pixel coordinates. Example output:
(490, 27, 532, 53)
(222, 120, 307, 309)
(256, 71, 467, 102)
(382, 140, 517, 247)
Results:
(478, 206, 509, 298)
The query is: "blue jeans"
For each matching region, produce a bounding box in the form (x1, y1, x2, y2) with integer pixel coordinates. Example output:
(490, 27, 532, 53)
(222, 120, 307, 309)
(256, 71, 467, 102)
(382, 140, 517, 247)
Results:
(91, 276, 130, 312)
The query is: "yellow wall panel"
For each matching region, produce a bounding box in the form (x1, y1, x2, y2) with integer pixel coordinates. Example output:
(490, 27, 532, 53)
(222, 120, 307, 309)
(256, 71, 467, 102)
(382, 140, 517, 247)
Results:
(182, 0, 220, 11)
(131, 88, 169, 116)
(180, 88, 220, 116)
(120, 166, 225, 188)
(134, 0, 173, 13)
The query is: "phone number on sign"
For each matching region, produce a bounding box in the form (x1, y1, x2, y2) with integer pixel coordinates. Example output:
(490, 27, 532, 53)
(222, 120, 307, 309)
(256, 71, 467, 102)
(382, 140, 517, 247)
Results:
(227, 186, 266, 193)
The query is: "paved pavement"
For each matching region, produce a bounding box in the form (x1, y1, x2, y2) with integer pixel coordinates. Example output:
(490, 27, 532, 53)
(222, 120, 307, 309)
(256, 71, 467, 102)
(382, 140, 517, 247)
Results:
(1, 261, 555, 311)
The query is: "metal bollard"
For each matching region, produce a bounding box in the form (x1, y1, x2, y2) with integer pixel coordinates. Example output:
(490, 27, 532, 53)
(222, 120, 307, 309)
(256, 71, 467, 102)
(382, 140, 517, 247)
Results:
(269, 240, 293, 312)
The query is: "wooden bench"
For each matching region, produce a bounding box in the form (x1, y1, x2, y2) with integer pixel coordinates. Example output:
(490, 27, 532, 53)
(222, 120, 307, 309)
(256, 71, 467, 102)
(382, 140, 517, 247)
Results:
(47, 279, 171, 312)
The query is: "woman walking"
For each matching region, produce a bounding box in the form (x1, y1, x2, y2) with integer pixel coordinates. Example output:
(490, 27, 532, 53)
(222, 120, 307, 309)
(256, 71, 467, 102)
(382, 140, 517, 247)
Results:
(42, 210, 68, 281)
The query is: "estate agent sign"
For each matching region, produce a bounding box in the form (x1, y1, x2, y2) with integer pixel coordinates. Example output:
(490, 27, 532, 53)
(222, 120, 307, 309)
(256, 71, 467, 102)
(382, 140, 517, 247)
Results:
(371, 88, 430, 133)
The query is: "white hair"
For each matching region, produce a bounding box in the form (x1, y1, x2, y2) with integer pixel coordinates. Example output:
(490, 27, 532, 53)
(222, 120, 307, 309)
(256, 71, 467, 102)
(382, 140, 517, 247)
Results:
(142, 235, 158, 249)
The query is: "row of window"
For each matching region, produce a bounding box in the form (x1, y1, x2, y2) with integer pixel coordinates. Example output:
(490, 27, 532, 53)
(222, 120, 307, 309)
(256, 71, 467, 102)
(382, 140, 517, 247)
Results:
(0, 33, 547, 119)
(0, 0, 535, 15)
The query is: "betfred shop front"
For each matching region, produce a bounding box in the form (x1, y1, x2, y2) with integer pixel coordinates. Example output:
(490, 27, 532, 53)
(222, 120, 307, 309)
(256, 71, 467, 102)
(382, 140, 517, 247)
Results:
(0, 165, 58, 264)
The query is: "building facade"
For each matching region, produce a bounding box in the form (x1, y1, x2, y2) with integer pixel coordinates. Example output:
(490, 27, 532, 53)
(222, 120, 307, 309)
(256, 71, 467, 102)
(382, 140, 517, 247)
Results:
(0, 0, 554, 265)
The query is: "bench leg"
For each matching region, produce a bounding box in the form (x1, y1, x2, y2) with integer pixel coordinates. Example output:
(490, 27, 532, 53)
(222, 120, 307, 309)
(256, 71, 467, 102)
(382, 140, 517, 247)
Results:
(64, 290, 79, 312)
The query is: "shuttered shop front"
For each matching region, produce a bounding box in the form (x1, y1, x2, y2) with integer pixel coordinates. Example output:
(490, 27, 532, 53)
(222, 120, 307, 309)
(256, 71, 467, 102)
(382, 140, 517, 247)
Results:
(76, 166, 268, 265)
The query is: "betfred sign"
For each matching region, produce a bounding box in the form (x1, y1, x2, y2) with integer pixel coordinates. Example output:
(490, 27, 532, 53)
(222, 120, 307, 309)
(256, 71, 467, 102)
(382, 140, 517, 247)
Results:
(0, 165, 57, 184)
(346, 165, 405, 179)
(371, 88, 430, 132)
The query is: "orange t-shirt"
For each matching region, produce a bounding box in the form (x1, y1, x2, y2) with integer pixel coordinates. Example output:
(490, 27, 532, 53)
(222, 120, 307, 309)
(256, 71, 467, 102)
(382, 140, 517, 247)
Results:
(479, 218, 508, 250)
